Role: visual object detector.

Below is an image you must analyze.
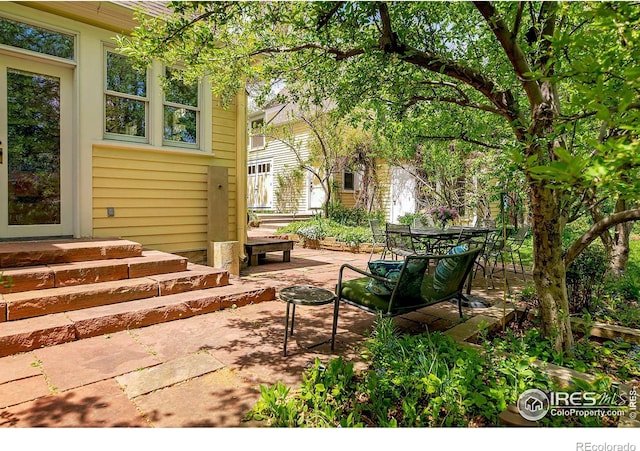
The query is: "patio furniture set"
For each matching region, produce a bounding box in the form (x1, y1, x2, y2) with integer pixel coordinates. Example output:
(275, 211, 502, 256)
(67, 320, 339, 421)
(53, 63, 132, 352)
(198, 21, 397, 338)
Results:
(268, 213, 530, 356)
(277, 218, 530, 356)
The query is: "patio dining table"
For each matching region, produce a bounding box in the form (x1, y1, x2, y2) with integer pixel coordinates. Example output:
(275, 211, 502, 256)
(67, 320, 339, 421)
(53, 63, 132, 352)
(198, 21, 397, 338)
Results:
(409, 227, 462, 254)
(410, 226, 497, 255)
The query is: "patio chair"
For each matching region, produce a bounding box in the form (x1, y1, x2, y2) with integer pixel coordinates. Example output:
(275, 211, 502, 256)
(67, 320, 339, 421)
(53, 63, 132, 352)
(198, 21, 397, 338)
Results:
(506, 224, 530, 279)
(385, 223, 417, 259)
(475, 231, 511, 294)
(331, 246, 482, 350)
(368, 219, 389, 262)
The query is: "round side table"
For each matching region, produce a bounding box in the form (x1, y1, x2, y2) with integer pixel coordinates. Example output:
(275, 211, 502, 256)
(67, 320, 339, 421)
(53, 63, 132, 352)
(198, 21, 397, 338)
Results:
(279, 285, 336, 357)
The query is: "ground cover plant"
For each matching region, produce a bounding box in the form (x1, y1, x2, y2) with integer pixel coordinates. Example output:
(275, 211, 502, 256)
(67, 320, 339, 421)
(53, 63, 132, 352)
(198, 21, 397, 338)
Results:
(488, 322, 639, 387)
(246, 317, 619, 427)
(277, 216, 373, 247)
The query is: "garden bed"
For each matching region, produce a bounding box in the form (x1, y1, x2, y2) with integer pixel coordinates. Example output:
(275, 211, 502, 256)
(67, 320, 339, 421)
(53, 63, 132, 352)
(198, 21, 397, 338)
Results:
(278, 233, 384, 254)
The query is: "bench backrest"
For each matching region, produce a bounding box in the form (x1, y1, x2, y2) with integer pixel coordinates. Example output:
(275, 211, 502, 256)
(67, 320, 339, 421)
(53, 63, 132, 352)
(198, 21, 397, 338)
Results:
(387, 246, 481, 314)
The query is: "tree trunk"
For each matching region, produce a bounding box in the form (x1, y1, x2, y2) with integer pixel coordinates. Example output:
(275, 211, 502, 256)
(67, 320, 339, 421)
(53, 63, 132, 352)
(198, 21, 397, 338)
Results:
(530, 183, 574, 352)
(322, 181, 332, 219)
(610, 198, 634, 273)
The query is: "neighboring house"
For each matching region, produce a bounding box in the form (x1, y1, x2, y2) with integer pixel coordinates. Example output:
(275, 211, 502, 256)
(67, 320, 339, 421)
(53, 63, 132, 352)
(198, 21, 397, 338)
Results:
(0, 2, 248, 263)
(248, 101, 321, 214)
(247, 100, 416, 221)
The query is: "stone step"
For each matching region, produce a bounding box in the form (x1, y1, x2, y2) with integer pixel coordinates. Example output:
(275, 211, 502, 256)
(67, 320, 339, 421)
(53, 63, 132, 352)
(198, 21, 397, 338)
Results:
(122, 250, 188, 279)
(0, 283, 276, 357)
(1, 265, 229, 321)
(0, 239, 143, 269)
(148, 264, 229, 296)
(0, 250, 188, 295)
(3, 278, 159, 321)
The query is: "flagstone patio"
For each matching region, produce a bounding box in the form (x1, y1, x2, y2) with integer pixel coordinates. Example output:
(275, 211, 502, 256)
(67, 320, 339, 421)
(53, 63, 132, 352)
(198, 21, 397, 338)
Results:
(0, 233, 521, 427)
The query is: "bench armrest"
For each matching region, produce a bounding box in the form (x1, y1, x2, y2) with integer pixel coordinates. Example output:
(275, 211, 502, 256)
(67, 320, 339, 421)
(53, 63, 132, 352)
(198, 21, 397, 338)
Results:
(336, 263, 394, 295)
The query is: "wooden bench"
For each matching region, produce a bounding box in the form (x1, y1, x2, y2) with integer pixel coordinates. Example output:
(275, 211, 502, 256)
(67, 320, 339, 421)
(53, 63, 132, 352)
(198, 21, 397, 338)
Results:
(245, 238, 294, 266)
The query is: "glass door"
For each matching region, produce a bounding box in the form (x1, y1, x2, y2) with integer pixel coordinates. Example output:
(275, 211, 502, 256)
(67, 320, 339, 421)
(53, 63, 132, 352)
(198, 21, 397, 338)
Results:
(0, 56, 73, 238)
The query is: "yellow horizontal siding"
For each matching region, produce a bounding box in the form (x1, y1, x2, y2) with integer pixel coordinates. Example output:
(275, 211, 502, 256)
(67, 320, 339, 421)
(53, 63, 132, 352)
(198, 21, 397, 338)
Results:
(93, 197, 205, 208)
(93, 178, 206, 191)
(214, 117, 236, 129)
(340, 191, 357, 208)
(212, 108, 236, 121)
(92, 167, 208, 182)
(93, 187, 206, 199)
(211, 133, 237, 145)
(93, 154, 213, 170)
(93, 207, 208, 219)
(94, 223, 206, 238)
(211, 142, 238, 155)
(93, 141, 237, 253)
(94, 215, 206, 228)
(377, 162, 392, 220)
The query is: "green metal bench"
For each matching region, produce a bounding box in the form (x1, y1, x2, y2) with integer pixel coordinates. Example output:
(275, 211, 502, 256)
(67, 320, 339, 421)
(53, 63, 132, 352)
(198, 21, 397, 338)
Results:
(330, 246, 482, 350)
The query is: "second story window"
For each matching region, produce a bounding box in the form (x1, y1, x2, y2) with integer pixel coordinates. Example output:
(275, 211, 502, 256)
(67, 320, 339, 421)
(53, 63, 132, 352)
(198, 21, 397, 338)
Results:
(249, 117, 265, 150)
(163, 67, 199, 147)
(104, 49, 147, 140)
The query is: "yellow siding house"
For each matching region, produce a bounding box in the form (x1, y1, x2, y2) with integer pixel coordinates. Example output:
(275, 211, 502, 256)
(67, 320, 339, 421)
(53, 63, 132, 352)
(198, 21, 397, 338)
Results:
(0, 2, 247, 263)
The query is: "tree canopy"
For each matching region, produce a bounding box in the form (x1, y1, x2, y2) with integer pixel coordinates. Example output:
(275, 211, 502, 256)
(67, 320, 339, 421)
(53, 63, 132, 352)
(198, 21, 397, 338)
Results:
(119, 1, 640, 351)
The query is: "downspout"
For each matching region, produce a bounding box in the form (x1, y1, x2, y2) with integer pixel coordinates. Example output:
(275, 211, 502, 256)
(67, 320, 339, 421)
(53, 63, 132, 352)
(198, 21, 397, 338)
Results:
(236, 88, 248, 262)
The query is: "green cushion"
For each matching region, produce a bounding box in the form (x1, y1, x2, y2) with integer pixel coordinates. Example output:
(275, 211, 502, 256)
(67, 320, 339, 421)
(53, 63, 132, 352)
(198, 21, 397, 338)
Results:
(366, 260, 403, 295)
(433, 244, 467, 292)
(340, 277, 392, 311)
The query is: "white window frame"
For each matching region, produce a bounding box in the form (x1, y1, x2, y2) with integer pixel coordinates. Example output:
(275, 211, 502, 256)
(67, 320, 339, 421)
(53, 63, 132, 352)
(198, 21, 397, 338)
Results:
(343, 168, 356, 192)
(0, 13, 77, 64)
(101, 46, 212, 152)
(161, 66, 201, 149)
(103, 46, 149, 143)
(249, 115, 265, 150)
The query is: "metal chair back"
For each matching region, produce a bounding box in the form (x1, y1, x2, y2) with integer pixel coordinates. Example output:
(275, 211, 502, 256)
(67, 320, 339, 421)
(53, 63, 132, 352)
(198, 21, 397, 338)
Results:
(386, 223, 416, 258)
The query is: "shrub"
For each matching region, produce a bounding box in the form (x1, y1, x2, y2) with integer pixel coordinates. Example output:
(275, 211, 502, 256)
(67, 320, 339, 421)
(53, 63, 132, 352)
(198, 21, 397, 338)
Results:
(566, 244, 608, 313)
(277, 218, 372, 245)
(296, 225, 325, 241)
(601, 272, 640, 303)
(275, 168, 304, 213)
(328, 203, 384, 227)
(591, 277, 640, 329)
(563, 218, 609, 314)
(247, 317, 612, 427)
(397, 212, 426, 226)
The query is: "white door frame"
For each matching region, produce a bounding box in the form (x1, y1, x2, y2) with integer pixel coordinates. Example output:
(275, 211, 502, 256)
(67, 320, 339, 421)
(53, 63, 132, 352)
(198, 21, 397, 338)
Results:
(0, 55, 74, 239)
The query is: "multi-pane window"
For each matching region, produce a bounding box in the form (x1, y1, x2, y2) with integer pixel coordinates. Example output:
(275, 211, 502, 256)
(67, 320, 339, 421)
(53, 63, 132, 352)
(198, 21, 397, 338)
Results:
(0, 16, 74, 60)
(163, 67, 199, 146)
(104, 49, 147, 139)
(248, 162, 271, 175)
(249, 118, 265, 149)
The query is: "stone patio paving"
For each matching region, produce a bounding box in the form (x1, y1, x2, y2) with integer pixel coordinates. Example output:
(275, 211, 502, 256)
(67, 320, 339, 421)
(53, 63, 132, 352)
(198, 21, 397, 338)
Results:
(0, 235, 522, 427)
